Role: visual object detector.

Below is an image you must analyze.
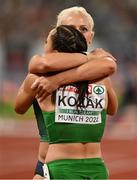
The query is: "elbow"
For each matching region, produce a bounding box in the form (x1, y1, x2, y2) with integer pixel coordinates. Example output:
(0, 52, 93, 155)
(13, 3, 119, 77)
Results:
(107, 106, 118, 116)
(28, 55, 49, 73)
(28, 63, 35, 73)
(28, 62, 47, 74)
(14, 105, 26, 114)
(106, 58, 117, 75)
(109, 63, 117, 75)
(107, 109, 117, 116)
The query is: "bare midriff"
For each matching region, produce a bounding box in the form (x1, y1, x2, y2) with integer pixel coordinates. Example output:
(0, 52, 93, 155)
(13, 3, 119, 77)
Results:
(45, 142, 101, 163)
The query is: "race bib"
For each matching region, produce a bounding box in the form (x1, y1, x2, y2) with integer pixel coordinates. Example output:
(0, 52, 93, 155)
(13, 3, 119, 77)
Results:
(43, 163, 50, 180)
(55, 84, 106, 125)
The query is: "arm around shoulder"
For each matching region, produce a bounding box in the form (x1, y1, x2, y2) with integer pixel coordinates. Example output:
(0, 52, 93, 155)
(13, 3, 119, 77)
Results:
(28, 53, 88, 74)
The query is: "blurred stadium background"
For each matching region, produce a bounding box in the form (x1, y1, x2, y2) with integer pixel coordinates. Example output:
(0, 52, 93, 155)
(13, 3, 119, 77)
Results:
(0, 0, 137, 179)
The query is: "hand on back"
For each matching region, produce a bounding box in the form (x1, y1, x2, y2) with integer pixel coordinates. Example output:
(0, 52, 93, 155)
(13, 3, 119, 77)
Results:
(31, 76, 58, 102)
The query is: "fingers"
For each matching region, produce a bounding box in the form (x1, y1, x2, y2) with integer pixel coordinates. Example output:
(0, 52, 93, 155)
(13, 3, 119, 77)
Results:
(36, 88, 51, 102)
(36, 89, 45, 99)
(34, 84, 43, 95)
(38, 92, 50, 102)
(31, 79, 39, 90)
(30, 76, 57, 102)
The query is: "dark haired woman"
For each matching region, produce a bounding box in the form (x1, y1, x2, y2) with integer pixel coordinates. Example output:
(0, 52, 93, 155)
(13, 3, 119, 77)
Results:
(15, 25, 117, 179)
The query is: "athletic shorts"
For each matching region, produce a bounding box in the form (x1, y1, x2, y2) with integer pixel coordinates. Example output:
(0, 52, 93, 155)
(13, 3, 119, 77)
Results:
(46, 158, 109, 179)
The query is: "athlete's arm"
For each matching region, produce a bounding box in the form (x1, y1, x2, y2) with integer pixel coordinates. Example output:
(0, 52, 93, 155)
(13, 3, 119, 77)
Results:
(55, 57, 117, 84)
(14, 74, 39, 114)
(31, 57, 117, 102)
(28, 53, 88, 74)
(104, 77, 118, 115)
(28, 48, 116, 74)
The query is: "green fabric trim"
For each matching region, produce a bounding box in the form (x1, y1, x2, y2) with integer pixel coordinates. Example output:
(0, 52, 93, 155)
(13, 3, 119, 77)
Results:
(33, 99, 48, 141)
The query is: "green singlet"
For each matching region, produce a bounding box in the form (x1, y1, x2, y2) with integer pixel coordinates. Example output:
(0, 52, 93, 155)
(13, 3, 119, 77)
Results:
(42, 84, 107, 144)
(33, 99, 48, 142)
(42, 109, 106, 144)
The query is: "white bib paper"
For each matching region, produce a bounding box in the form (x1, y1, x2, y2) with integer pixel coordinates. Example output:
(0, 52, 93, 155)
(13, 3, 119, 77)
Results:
(55, 84, 106, 125)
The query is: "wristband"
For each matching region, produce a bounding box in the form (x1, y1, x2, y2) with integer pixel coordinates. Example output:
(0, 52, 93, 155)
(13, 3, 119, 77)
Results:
(34, 160, 44, 177)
